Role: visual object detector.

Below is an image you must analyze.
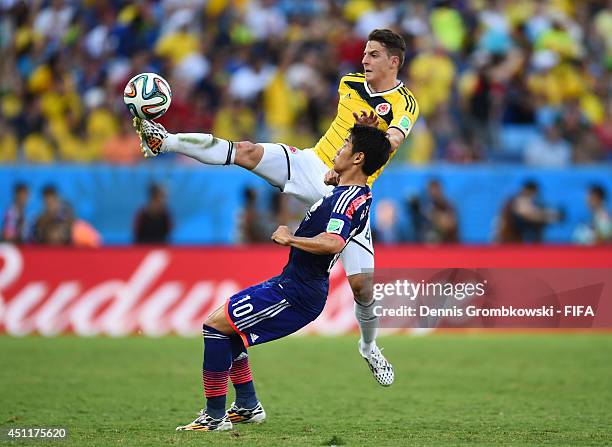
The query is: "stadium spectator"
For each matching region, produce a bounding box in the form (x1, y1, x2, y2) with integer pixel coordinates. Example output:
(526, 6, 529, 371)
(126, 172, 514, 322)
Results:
(33, 0, 74, 41)
(574, 185, 612, 244)
(212, 97, 257, 143)
(102, 118, 142, 164)
(594, 100, 612, 158)
(133, 183, 173, 244)
(72, 219, 103, 248)
(496, 181, 562, 243)
(557, 99, 602, 163)
(524, 122, 572, 167)
(2, 183, 30, 243)
(238, 188, 302, 243)
(421, 180, 459, 243)
(238, 187, 270, 243)
(408, 41, 455, 118)
(429, 1, 465, 53)
(228, 55, 276, 103)
(372, 200, 403, 244)
(1, 0, 609, 167)
(32, 185, 74, 245)
(244, 0, 288, 40)
(0, 120, 18, 162)
(1, 0, 611, 247)
(405, 195, 424, 242)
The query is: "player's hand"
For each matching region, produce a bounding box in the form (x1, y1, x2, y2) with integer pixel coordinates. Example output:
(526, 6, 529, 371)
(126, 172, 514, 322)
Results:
(324, 170, 340, 186)
(353, 110, 379, 127)
(272, 225, 293, 246)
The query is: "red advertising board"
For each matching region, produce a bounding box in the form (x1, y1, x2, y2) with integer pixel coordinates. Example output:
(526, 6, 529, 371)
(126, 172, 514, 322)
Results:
(1, 244, 611, 336)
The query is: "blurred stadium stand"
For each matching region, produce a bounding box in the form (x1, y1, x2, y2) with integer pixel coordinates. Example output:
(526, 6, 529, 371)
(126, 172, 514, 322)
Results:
(1, 0, 611, 244)
(2, 165, 611, 244)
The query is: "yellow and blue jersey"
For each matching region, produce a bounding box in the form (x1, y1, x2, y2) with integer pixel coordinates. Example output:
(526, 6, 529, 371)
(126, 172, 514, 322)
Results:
(313, 73, 419, 186)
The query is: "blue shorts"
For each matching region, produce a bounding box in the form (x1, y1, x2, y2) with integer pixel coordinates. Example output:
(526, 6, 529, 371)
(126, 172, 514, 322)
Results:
(224, 279, 313, 347)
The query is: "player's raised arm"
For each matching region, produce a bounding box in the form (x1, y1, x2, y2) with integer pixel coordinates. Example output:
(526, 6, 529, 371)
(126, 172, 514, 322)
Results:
(386, 86, 419, 152)
(385, 127, 405, 152)
(271, 225, 345, 255)
(323, 170, 340, 186)
(352, 109, 413, 152)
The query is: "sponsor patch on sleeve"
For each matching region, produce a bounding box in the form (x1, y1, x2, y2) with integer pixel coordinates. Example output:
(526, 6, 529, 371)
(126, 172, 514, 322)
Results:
(326, 218, 345, 234)
(399, 115, 412, 132)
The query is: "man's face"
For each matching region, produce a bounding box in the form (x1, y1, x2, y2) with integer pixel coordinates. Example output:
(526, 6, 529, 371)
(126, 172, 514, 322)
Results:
(16, 190, 29, 207)
(150, 190, 166, 210)
(44, 194, 60, 213)
(587, 192, 601, 210)
(362, 40, 397, 84)
(524, 187, 538, 199)
(333, 137, 357, 174)
(545, 125, 561, 142)
(428, 183, 442, 200)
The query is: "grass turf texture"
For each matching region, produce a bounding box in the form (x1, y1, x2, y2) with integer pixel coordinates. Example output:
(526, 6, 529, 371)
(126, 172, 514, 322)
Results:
(1, 334, 611, 446)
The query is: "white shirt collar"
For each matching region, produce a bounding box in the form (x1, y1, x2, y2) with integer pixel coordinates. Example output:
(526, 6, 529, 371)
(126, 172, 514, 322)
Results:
(364, 80, 404, 97)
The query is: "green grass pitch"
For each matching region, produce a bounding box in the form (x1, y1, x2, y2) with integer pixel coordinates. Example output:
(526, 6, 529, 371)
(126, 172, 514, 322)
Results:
(1, 334, 611, 446)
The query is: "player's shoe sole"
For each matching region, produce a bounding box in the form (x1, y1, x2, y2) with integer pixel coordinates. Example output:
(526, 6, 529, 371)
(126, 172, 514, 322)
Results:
(176, 410, 233, 431)
(361, 342, 394, 386)
(227, 401, 266, 424)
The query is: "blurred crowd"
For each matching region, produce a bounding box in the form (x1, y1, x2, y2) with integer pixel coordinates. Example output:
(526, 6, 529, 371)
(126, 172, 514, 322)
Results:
(1, 183, 99, 246)
(3, 178, 610, 245)
(1, 0, 611, 165)
(1, 181, 173, 245)
(237, 181, 612, 244)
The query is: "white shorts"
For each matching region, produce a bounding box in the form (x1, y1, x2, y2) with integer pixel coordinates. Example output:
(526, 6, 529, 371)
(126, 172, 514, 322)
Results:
(253, 145, 374, 276)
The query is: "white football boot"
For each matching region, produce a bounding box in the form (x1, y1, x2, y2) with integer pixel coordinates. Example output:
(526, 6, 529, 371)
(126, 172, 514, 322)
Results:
(361, 342, 394, 386)
(133, 117, 168, 158)
(175, 409, 233, 431)
(227, 401, 266, 424)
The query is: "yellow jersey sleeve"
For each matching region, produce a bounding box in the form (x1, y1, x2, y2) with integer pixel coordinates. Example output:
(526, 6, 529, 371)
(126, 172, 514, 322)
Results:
(388, 86, 419, 139)
(366, 86, 419, 186)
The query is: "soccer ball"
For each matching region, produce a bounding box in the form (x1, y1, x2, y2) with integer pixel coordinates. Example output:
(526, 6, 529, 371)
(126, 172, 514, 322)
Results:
(123, 72, 172, 120)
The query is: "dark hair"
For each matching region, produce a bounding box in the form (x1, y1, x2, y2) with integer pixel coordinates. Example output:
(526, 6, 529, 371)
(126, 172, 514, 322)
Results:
(243, 187, 257, 204)
(589, 184, 606, 201)
(523, 180, 538, 192)
(148, 183, 164, 199)
(42, 184, 57, 197)
(349, 125, 392, 176)
(14, 182, 28, 195)
(368, 29, 406, 68)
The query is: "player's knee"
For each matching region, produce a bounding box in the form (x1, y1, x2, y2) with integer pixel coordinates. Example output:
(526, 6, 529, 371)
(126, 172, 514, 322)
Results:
(203, 314, 218, 330)
(348, 273, 374, 305)
(203, 306, 227, 332)
(234, 141, 263, 168)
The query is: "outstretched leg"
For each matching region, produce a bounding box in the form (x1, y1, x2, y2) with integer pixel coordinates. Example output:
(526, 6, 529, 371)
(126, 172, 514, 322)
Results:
(134, 118, 290, 189)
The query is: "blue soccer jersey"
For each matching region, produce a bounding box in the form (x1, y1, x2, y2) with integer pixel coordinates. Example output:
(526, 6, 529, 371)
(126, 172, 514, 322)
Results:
(279, 184, 372, 316)
(225, 184, 372, 347)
